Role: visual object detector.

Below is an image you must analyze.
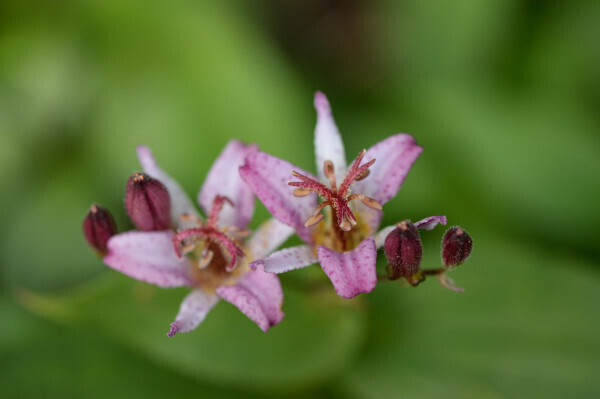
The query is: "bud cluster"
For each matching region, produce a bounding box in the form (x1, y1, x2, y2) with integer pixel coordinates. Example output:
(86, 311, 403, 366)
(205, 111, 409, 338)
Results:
(83, 171, 173, 255)
(384, 220, 473, 290)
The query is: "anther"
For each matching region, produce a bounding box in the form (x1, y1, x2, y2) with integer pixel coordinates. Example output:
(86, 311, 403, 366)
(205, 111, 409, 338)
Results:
(323, 160, 337, 191)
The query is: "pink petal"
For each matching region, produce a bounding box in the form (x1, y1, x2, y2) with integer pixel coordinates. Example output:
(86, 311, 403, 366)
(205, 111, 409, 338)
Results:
(314, 91, 347, 182)
(104, 231, 194, 288)
(249, 245, 317, 274)
(317, 238, 378, 299)
(198, 140, 258, 229)
(239, 151, 317, 244)
(216, 265, 284, 332)
(137, 146, 199, 226)
(167, 289, 219, 337)
(352, 134, 423, 205)
(374, 215, 448, 249)
(414, 215, 447, 231)
(245, 218, 295, 260)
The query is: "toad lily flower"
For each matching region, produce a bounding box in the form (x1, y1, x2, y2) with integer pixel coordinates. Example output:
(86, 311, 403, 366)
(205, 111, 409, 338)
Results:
(99, 141, 294, 336)
(240, 92, 447, 298)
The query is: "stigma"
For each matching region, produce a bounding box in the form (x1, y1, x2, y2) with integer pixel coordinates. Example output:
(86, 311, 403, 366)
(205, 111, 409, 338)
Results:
(288, 150, 382, 232)
(172, 196, 246, 272)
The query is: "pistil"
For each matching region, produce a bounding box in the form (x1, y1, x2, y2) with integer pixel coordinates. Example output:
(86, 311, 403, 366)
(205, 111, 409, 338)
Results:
(288, 149, 382, 233)
(172, 195, 245, 272)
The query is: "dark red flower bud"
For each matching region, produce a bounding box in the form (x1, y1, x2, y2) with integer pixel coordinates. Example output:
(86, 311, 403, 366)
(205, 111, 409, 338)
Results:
(384, 220, 424, 286)
(442, 226, 473, 269)
(125, 172, 171, 231)
(83, 204, 117, 256)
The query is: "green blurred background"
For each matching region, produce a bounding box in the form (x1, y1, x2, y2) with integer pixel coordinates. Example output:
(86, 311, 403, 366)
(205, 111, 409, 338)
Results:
(1, 0, 599, 398)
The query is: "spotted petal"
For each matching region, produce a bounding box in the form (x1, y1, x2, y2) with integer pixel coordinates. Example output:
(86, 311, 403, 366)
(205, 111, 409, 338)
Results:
(167, 289, 219, 337)
(104, 231, 194, 287)
(314, 91, 347, 182)
(245, 218, 295, 260)
(352, 134, 423, 205)
(374, 215, 447, 249)
(318, 238, 377, 299)
(249, 245, 317, 274)
(216, 265, 284, 332)
(137, 146, 199, 227)
(414, 215, 447, 230)
(240, 151, 317, 244)
(199, 140, 258, 229)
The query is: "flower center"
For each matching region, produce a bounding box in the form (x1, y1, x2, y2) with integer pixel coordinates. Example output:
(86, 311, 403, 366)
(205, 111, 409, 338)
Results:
(288, 150, 381, 251)
(172, 196, 247, 287)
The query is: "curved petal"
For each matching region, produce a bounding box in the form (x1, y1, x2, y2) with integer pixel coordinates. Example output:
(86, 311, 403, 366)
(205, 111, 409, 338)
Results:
(137, 146, 199, 227)
(314, 91, 347, 182)
(414, 215, 447, 231)
(199, 140, 258, 229)
(374, 215, 448, 249)
(249, 245, 317, 274)
(317, 238, 377, 299)
(216, 265, 284, 332)
(104, 231, 194, 288)
(352, 134, 423, 205)
(167, 289, 219, 337)
(239, 151, 317, 244)
(245, 218, 295, 260)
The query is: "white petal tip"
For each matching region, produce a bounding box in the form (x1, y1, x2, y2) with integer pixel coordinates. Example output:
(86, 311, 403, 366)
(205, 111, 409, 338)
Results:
(314, 91, 331, 114)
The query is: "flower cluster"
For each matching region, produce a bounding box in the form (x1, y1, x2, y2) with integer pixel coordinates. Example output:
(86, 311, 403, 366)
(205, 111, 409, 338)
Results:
(83, 92, 473, 336)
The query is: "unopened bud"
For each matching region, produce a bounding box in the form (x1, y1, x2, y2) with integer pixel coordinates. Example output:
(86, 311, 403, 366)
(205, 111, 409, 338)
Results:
(384, 220, 424, 285)
(125, 172, 171, 231)
(83, 204, 117, 255)
(442, 226, 473, 269)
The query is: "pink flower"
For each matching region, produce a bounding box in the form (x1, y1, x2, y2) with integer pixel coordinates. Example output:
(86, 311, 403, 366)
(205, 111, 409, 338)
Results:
(240, 92, 446, 298)
(102, 141, 294, 336)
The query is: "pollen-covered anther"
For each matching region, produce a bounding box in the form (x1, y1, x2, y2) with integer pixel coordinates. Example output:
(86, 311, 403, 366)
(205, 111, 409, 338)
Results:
(293, 188, 311, 197)
(288, 150, 377, 231)
(198, 247, 214, 269)
(346, 194, 382, 210)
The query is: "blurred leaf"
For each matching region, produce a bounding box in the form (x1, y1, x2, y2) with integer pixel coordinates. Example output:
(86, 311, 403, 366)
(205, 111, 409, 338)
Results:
(336, 230, 600, 399)
(408, 83, 600, 257)
(0, 297, 331, 399)
(19, 274, 366, 394)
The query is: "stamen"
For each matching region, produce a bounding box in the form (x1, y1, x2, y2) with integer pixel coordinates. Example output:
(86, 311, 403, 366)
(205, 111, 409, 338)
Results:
(305, 213, 324, 228)
(293, 188, 311, 197)
(347, 194, 382, 210)
(198, 248, 214, 269)
(179, 213, 204, 225)
(304, 201, 330, 227)
(323, 160, 337, 191)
